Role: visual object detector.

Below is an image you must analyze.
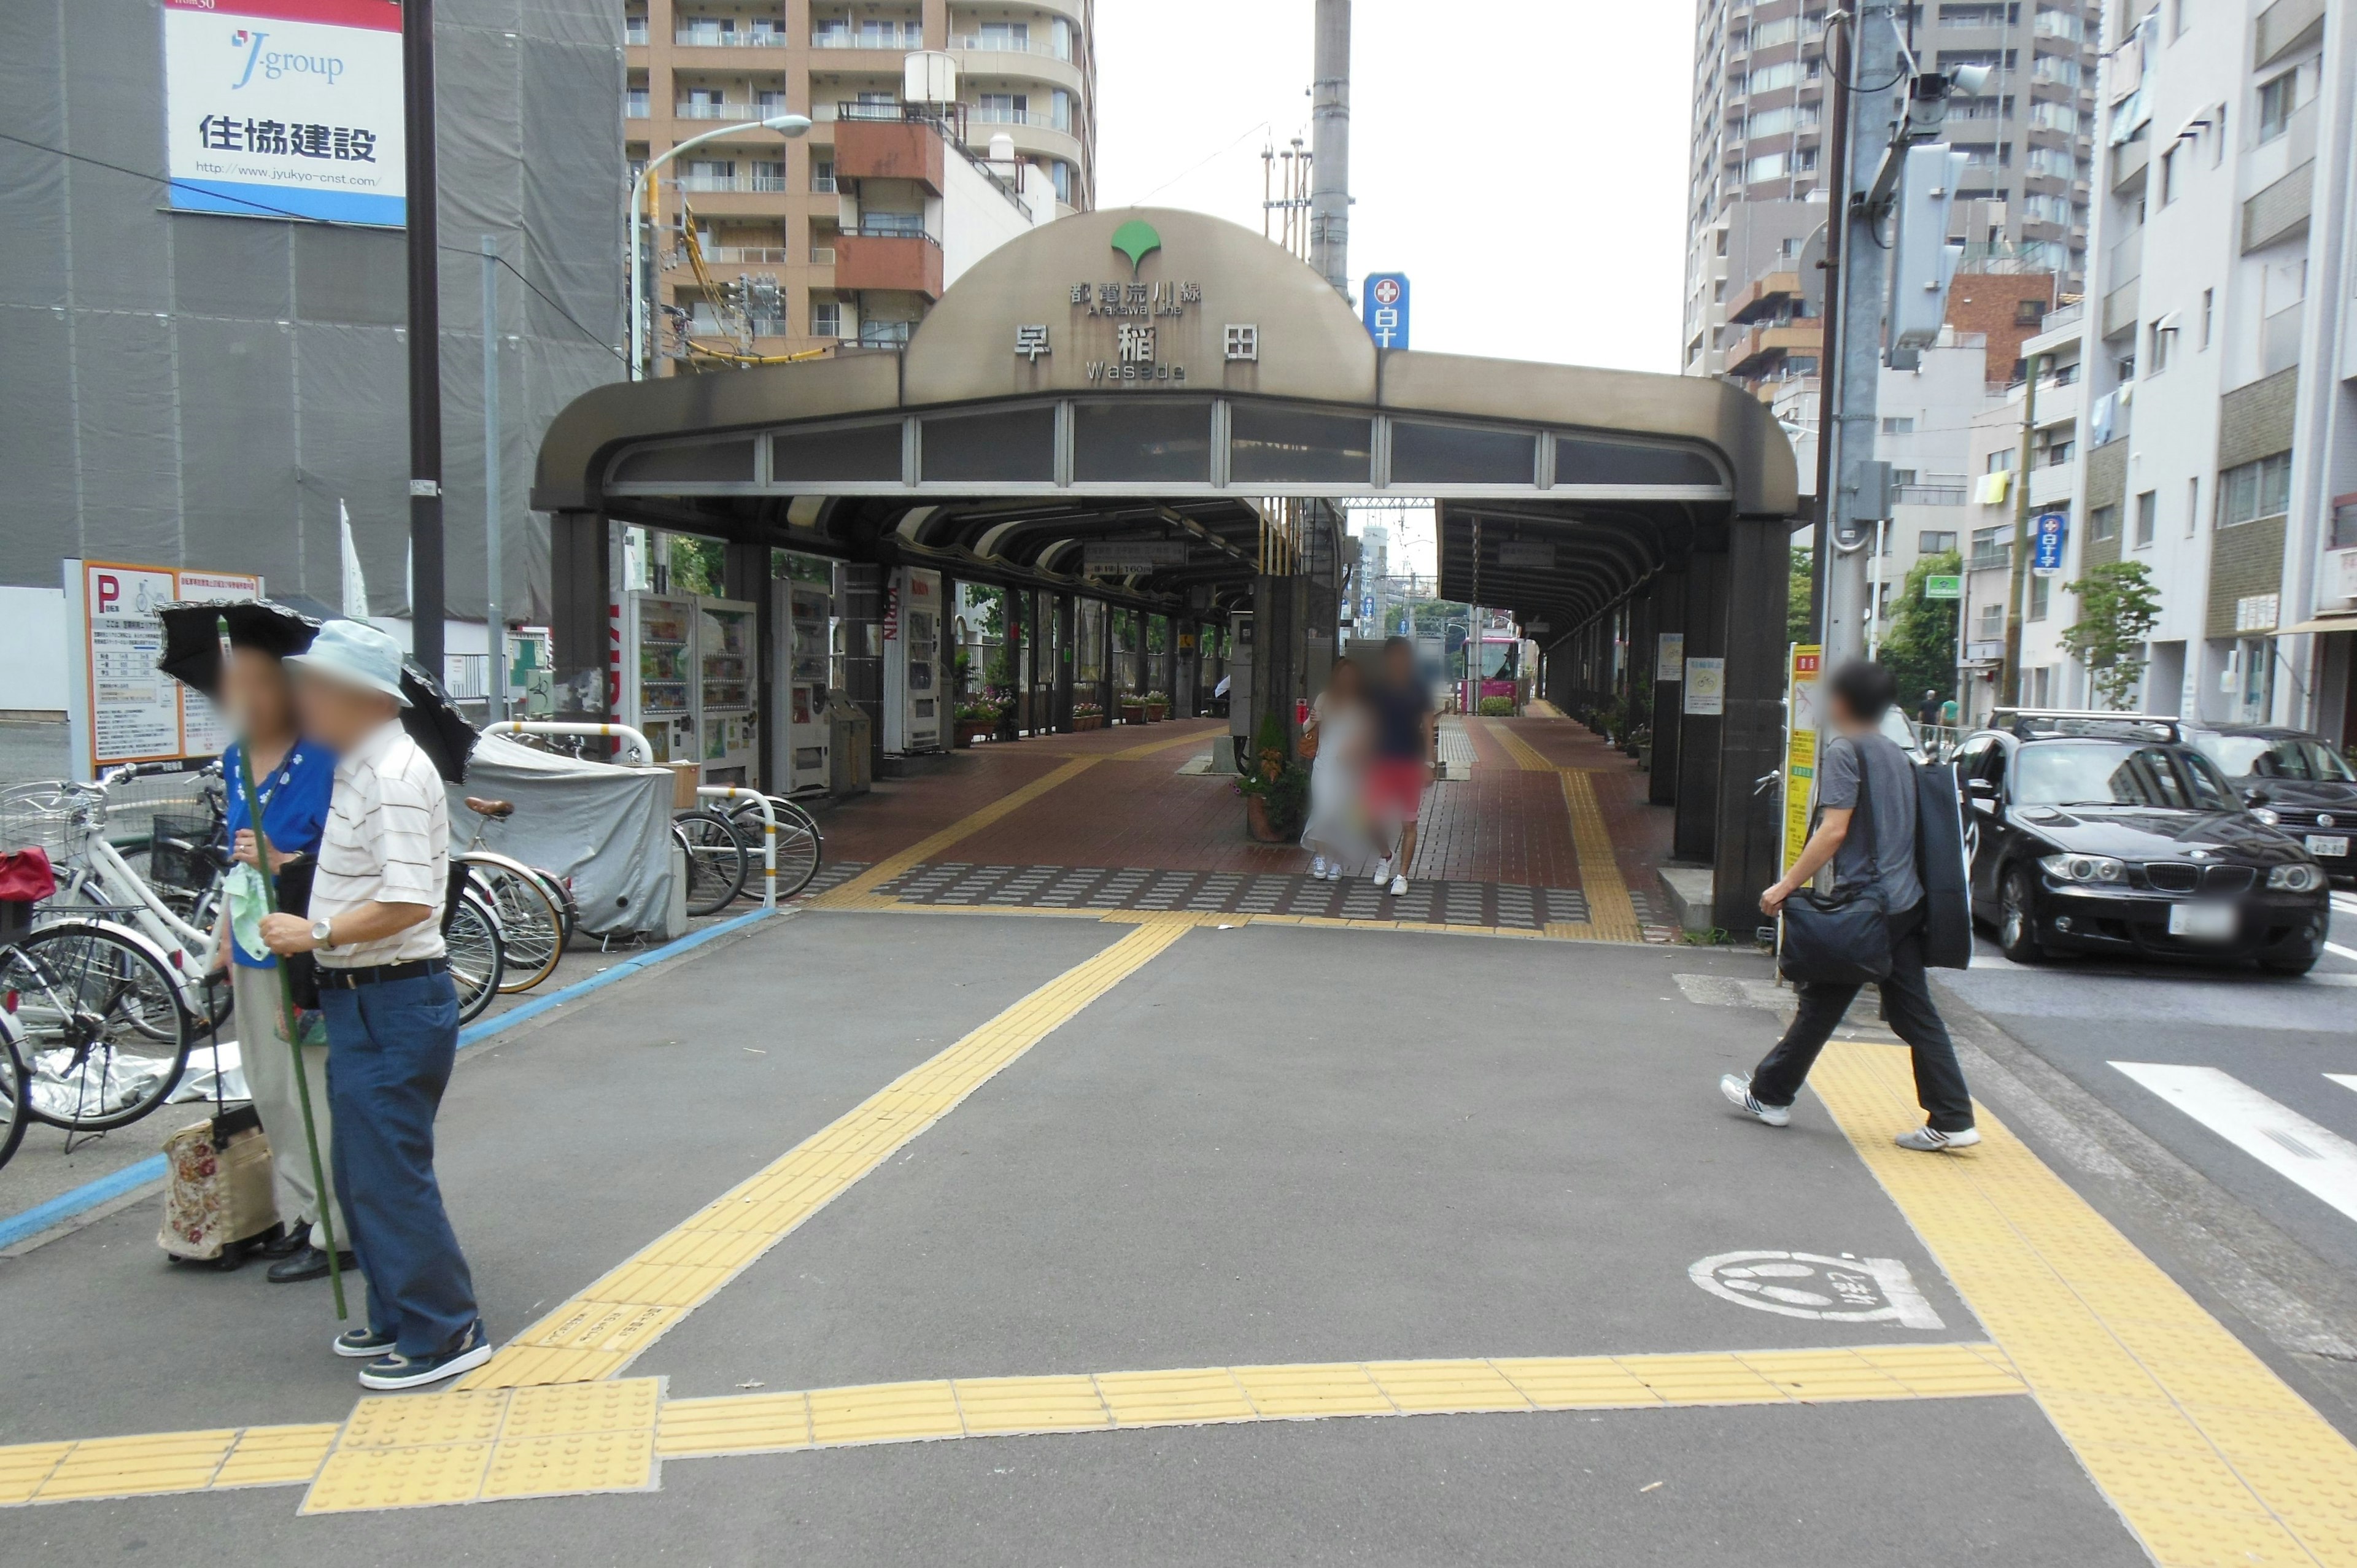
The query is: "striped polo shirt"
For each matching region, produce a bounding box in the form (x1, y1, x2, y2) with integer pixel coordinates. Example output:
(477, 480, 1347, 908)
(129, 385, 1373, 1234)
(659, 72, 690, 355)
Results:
(310, 719, 448, 968)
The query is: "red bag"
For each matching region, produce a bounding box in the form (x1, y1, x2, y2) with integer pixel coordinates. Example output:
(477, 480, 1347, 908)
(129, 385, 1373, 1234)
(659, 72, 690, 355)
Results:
(0, 848, 57, 904)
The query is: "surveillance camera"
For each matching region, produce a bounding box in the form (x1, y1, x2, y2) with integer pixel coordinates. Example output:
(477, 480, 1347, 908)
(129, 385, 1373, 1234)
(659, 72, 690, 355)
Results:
(1945, 64, 1994, 98)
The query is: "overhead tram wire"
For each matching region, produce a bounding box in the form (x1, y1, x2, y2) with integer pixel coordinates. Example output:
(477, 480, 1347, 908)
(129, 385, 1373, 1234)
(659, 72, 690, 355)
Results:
(0, 129, 629, 369)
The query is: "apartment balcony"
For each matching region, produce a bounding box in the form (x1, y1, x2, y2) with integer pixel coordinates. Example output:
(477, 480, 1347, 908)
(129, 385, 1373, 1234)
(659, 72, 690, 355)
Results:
(676, 101, 762, 121)
(2028, 463, 2073, 510)
(2255, 0, 2326, 68)
(1725, 320, 1821, 378)
(673, 27, 788, 48)
(2100, 275, 2140, 340)
(697, 246, 791, 265)
(672, 173, 792, 194)
(948, 37, 1084, 93)
(1725, 270, 1803, 325)
(962, 116, 1082, 169)
(2110, 135, 2149, 195)
(835, 115, 947, 195)
(835, 230, 944, 299)
(2243, 161, 2314, 254)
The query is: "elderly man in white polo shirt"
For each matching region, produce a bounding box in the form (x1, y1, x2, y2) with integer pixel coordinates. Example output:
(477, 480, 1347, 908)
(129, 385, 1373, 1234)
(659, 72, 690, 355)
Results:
(260, 620, 491, 1391)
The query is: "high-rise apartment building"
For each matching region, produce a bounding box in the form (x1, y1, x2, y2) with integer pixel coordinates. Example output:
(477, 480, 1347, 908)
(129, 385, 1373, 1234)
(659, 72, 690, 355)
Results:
(1683, 1, 2105, 390)
(627, 1, 1094, 369)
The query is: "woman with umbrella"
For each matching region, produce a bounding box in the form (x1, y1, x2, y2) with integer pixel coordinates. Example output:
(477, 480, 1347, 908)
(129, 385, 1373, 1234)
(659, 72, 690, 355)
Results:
(205, 633, 348, 1284)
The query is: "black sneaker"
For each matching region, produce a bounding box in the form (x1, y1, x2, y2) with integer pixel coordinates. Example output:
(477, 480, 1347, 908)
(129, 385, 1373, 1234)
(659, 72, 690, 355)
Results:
(333, 1326, 398, 1359)
(267, 1246, 358, 1284)
(357, 1321, 493, 1391)
(260, 1226, 310, 1259)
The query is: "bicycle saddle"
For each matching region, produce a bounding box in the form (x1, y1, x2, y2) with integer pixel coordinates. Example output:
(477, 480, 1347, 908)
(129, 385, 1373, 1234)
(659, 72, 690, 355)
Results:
(463, 797, 516, 819)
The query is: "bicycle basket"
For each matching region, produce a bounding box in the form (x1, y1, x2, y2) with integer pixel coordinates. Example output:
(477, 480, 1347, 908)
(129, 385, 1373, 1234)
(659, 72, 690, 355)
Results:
(146, 813, 220, 890)
(0, 792, 82, 862)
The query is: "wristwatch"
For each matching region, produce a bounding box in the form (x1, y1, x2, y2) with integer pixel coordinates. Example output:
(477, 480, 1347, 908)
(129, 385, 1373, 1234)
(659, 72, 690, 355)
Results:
(309, 917, 335, 948)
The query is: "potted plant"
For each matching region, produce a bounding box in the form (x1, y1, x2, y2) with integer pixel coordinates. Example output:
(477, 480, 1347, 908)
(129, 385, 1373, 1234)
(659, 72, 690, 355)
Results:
(954, 697, 1002, 749)
(1233, 714, 1309, 842)
(1072, 700, 1104, 732)
(1119, 689, 1147, 724)
(1144, 689, 1169, 722)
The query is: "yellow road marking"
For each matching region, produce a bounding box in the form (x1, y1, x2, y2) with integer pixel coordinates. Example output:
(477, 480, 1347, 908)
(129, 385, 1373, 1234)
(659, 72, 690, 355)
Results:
(818, 756, 1101, 907)
(1815, 1039, 2357, 1567)
(454, 920, 1191, 1392)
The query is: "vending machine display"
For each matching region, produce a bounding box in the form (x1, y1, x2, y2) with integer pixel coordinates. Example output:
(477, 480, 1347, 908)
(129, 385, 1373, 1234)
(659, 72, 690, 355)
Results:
(772, 578, 833, 793)
(881, 566, 943, 755)
(697, 597, 758, 786)
(619, 592, 696, 766)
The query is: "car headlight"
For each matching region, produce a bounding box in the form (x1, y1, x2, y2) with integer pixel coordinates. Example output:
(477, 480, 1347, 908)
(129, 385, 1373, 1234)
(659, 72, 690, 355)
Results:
(2253, 806, 2282, 826)
(2267, 863, 2325, 892)
(2040, 852, 2126, 884)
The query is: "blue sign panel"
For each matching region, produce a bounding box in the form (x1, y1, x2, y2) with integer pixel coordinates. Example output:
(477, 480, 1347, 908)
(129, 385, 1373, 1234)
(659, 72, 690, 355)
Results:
(1361, 595, 1376, 622)
(2032, 511, 2069, 575)
(1363, 272, 1410, 349)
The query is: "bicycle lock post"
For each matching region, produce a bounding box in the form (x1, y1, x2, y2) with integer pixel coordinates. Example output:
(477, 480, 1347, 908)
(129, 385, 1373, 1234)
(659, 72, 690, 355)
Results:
(217, 617, 347, 1321)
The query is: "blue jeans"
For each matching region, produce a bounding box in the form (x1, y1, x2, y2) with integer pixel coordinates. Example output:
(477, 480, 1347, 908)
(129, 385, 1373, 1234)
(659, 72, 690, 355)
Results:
(322, 971, 480, 1357)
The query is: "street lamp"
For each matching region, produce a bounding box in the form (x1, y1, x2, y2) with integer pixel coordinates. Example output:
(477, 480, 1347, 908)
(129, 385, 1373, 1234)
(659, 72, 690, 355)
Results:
(629, 112, 813, 380)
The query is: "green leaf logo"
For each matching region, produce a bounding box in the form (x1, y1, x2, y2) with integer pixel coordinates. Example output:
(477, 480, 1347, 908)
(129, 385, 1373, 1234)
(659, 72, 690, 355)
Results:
(1109, 218, 1161, 276)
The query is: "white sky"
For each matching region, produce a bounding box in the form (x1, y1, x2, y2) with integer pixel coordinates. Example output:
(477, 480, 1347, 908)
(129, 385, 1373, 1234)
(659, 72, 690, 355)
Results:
(1093, 0, 1694, 577)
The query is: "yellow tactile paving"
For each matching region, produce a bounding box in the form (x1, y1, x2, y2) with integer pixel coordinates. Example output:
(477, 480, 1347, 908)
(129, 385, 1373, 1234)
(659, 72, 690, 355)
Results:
(210, 1426, 343, 1489)
(0, 1443, 72, 1505)
(478, 1430, 657, 1501)
(951, 1375, 1114, 1435)
(656, 1392, 814, 1458)
(1485, 717, 1557, 773)
(1231, 1362, 1398, 1418)
(457, 920, 1190, 1393)
(807, 1380, 967, 1445)
(1110, 726, 1229, 760)
(1093, 1366, 1262, 1427)
(1560, 770, 1642, 942)
(818, 757, 1101, 906)
(1814, 1038, 2357, 1568)
(297, 1379, 666, 1514)
(301, 1441, 496, 1514)
(1363, 1360, 1532, 1415)
(28, 1430, 239, 1502)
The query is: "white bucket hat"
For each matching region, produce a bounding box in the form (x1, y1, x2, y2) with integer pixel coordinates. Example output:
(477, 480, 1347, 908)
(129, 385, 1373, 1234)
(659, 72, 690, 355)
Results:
(285, 619, 413, 707)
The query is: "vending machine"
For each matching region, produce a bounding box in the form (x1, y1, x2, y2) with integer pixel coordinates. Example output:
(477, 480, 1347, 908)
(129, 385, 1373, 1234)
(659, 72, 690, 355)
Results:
(618, 591, 697, 766)
(696, 596, 759, 786)
(772, 577, 834, 793)
(881, 565, 943, 755)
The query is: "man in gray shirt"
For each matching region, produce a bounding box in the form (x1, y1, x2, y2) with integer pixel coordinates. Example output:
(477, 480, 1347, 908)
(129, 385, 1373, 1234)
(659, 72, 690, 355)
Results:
(1719, 659, 1976, 1150)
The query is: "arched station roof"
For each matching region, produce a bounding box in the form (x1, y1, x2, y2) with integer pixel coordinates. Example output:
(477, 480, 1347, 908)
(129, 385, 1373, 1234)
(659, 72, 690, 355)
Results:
(533, 209, 1799, 626)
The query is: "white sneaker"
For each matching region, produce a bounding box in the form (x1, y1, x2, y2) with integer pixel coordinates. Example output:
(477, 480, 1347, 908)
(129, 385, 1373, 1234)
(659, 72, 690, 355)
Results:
(1719, 1073, 1791, 1127)
(1371, 859, 1392, 886)
(1389, 874, 1408, 896)
(1312, 855, 1329, 879)
(1894, 1125, 1980, 1152)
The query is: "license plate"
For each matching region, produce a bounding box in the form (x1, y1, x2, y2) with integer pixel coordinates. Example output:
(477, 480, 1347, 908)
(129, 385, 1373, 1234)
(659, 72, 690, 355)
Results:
(2306, 835, 2350, 860)
(2168, 903, 2239, 941)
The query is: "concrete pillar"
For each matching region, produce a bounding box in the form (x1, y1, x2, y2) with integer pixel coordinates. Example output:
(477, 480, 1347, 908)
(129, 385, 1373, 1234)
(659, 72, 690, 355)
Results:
(723, 541, 768, 792)
(1055, 593, 1075, 731)
(840, 563, 884, 776)
(1672, 554, 1728, 863)
(1253, 574, 1307, 754)
(1712, 517, 1797, 937)
(548, 511, 610, 723)
(1648, 570, 1687, 808)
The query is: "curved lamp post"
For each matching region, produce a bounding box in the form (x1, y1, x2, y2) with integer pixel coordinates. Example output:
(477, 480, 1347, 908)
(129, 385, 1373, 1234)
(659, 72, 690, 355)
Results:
(629, 111, 813, 380)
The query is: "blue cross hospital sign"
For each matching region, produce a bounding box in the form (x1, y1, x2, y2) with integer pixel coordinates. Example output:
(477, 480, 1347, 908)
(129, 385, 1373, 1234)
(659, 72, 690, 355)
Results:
(1363, 272, 1410, 349)
(2032, 511, 2069, 576)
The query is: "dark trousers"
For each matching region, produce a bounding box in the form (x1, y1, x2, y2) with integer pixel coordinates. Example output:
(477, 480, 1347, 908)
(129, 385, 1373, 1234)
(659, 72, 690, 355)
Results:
(322, 971, 480, 1357)
(1749, 900, 1975, 1132)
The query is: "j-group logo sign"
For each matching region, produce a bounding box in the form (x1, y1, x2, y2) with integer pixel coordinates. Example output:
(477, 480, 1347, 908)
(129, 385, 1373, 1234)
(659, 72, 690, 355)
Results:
(162, 0, 405, 228)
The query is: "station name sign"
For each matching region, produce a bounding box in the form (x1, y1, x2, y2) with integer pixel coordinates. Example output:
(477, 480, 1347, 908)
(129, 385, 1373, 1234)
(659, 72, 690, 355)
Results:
(1010, 220, 1260, 387)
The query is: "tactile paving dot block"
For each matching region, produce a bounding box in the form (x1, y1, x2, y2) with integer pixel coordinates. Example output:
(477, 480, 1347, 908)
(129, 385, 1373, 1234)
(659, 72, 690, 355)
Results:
(339, 1390, 509, 1450)
(479, 1431, 656, 1500)
(501, 1378, 661, 1440)
(301, 1441, 495, 1513)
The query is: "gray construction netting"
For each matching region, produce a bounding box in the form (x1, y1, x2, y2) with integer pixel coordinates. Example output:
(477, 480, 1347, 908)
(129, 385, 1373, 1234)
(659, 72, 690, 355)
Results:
(0, 0, 627, 624)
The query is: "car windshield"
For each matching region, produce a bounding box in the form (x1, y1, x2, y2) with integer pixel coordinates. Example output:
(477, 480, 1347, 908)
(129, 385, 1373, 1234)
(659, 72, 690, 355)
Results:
(2196, 733, 2357, 783)
(2014, 741, 2236, 811)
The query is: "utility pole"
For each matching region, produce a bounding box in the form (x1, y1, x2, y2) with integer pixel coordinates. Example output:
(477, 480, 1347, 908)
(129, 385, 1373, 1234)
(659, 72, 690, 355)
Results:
(2000, 351, 2043, 705)
(1308, 0, 1350, 297)
(481, 235, 505, 724)
(404, 0, 446, 675)
(1819, 5, 1903, 663)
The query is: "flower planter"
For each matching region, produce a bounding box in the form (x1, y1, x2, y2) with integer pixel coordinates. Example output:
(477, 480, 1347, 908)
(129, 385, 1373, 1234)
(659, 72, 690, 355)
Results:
(1120, 703, 1146, 725)
(1244, 794, 1286, 843)
(954, 719, 996, 749)
(1145, 703, 1168, 722)
(1073, 714, 1104, 732)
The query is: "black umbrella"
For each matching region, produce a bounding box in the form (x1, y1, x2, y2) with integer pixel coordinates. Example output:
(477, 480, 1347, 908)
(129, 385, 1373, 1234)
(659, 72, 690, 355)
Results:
(155, 599, 478, 784)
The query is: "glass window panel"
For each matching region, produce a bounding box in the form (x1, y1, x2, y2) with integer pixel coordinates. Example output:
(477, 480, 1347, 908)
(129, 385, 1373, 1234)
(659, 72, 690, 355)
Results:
(1228, 404, 1372, 485)
(1554, 436, 1724, 489)
(1390, 420, 1536, 486)
(770, 422, 902, 482)
(610, 438, 756, 485)
(920, 406, 1056, 483)
(1073, 400, 1212, 484)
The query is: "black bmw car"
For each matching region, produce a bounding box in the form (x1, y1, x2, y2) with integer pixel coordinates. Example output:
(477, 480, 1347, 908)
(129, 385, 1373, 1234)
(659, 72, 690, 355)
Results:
(2183, 723, 2357, 888)
(1956, 712, 2332, 973)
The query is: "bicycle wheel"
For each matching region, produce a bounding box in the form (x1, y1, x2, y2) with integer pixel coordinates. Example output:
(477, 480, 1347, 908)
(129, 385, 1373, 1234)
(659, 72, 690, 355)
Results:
(459, 854, 565, 994)
(673, 810, 748, 916)
(4, 920, 191, 1132)
(727, 797, 823, 900)
(0, 1018, 28, 1172)
(526, 865, 579, 949)
(443, 887, 505, 1025)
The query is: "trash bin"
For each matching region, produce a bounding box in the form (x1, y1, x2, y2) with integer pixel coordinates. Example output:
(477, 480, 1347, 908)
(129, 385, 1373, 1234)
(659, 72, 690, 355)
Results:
(829, 696, 872, 798)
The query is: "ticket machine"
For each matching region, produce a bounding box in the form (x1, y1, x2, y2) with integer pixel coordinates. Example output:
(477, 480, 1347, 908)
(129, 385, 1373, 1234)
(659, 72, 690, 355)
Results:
(881, 566, 943, 755)
(772, 576, 834, 792)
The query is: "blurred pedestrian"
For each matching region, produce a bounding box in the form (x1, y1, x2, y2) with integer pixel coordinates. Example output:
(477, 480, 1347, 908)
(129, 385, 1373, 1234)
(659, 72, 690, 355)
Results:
(1720, 658, 1977, 1151)
(1364, 635, 1436, 898)
(261, 621, 492, 1389)
(1301, 658, 1372, 880)
(210, 643, 346, 1284)
(1916, 689, 1943, 730)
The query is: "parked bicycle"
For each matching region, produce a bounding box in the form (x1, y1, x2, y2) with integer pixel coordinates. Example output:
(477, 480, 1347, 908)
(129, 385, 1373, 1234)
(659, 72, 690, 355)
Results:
(721, 793, 825, 902)
(455, 796, 575, 993)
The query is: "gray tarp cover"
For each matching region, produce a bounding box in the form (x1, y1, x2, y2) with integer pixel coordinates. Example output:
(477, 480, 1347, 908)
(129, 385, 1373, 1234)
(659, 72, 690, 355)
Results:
(453, 733, 673, 938)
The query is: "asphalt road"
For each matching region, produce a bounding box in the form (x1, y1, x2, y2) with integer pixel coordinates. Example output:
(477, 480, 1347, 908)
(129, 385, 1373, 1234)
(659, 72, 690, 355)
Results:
(1941, 891, 2357, 1277)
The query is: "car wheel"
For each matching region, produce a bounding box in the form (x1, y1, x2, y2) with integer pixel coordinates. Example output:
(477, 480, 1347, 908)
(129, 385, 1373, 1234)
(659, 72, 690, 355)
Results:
(1998, 865, 2046, 964)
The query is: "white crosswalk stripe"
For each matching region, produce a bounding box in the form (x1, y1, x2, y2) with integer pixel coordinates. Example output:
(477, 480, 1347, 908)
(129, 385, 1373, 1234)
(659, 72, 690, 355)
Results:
(2113, 1063, 2357, 1226)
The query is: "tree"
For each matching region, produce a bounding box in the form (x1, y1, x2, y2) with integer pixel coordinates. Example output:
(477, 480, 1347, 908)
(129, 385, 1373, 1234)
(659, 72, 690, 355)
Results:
(1787, 546, 1814, 647)
(1881, 550, 1962, 708)
(2061, 560, 2162, 709)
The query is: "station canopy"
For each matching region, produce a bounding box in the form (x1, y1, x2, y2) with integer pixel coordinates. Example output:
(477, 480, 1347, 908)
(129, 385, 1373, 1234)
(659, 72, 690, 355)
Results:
(534, 208, 1799, 625)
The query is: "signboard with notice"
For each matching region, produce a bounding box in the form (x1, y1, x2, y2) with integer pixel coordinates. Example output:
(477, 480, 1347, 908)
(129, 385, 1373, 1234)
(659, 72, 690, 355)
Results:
(1682, 656, 1725, 716)
(63, 558, 263, 778)
(1782, 644, 1823, 874)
